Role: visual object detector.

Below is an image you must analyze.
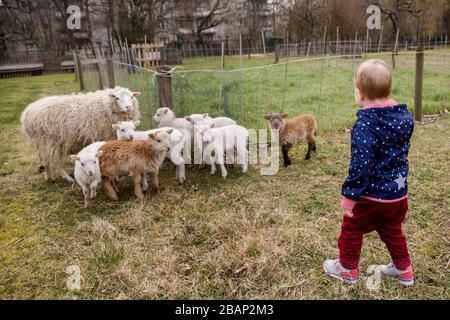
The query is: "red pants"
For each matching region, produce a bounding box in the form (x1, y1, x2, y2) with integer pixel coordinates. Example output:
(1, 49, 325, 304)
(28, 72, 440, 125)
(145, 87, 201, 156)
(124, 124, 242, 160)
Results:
(338, 198, 411, 270)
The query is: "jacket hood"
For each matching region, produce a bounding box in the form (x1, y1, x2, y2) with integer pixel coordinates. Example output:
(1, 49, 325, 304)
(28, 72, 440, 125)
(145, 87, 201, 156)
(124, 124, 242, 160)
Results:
(356, 104, 414, 145)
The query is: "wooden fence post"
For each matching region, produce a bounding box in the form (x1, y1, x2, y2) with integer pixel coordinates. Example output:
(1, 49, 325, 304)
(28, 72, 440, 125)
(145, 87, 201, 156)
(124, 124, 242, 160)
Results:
(157, 65, 173, 109)
(74, 51, 85, 91)
(106, 58, 115, 88)
(414, 46, 424, 122)
(220, 41, 225, 70)
(275, 43, 280, 63)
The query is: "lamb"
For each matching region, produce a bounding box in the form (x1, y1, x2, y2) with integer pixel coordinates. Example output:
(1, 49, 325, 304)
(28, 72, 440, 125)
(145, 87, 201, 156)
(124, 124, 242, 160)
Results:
(198, 124, 249, 178)
(153, 107, 192, 132)
(263, 113, 317, 167)
(184, 113, 212, 124)
(99, 130, 172, 200)
(20, 87, 141, 182)
(191, 116, 237, 161)
(112, 121, 186, 184)
(70, 142, 105, 208)
(186, 114, 236, 127)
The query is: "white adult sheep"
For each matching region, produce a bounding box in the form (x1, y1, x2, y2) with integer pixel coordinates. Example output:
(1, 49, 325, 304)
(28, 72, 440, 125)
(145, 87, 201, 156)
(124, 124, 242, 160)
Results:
(113, 121, 186, 184)
(21, 87, 141, 182)
(71, 142, 105, 208)
(199, 124, 249, 178)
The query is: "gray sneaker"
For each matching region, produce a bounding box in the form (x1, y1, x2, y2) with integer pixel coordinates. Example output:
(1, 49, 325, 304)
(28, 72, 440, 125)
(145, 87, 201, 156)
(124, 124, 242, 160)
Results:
(323, 259, 358, 284)
(380, 262, 414, 287)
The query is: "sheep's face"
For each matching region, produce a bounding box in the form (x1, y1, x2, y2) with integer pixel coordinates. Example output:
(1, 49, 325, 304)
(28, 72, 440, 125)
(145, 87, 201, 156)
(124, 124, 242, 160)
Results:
(201, 124, 216, 144)
(71, 151, 103, 177)
(193, 124, 207, 145)
(110, 89, 140, 113)
(185, 113, 210, 125)
(264, 113, 288, 131)
(112, 121, 140, 140)
(148, 130, 173, 153)
(153, 108, 173, 123)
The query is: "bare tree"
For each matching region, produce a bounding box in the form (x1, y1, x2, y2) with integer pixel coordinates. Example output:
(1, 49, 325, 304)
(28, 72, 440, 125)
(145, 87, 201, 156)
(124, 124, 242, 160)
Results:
(180, 0, 232, 46)
(369, 0, 422, 67)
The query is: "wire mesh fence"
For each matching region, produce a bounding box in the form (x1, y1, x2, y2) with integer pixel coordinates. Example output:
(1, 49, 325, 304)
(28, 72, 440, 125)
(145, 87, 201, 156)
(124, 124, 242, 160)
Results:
(78, 48, 450, 133)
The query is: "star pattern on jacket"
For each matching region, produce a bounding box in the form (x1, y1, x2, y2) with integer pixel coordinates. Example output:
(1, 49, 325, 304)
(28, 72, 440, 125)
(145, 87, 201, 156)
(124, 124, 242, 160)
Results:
(394, 174, 406, 191)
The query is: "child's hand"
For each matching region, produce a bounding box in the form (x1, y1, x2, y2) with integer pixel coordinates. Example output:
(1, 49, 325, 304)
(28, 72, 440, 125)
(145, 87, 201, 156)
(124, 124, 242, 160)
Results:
(341, 197, 356, 217)
(344, 209, 354, 217)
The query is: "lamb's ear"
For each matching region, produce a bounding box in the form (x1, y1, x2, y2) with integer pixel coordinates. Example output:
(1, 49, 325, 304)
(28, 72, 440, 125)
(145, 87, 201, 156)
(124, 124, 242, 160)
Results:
(280, 112, 289, 119)
(185, 116, 192, 123)
(166, 129, 173, 134)
(263, 114, 271, 120)
(70, 155, 80, 161)
(203, 113, 209, 118)
(110, 93, 117, 99)
(132, 92, 141, 97)
(95, 150, 103, 158)
(209, 123, 216, 128)
(112, 124, 119, 130)
(148, 133, 156, 140)
(163, 108, 169, 114)
(133, 120, 141, 128)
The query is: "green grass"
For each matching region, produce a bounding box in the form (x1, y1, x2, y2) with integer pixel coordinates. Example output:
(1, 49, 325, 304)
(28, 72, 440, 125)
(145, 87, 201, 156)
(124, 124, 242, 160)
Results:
(101, 50, 450, 131)
(0, 69, 449, 300)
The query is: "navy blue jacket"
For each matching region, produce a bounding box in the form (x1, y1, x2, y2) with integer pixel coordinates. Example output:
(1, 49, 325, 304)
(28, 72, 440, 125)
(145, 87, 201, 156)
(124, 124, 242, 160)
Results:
(342, 104, 414, 201)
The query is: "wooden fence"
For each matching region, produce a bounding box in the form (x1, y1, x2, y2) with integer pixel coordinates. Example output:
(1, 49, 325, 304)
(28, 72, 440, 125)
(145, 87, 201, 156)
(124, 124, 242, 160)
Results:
(131, 43, 164, 68)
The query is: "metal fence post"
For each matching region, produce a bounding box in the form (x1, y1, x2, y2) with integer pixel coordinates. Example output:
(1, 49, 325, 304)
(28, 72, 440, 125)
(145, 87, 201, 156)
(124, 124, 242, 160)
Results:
(157, 66, 173, 109)
(414, 46, 424, 122)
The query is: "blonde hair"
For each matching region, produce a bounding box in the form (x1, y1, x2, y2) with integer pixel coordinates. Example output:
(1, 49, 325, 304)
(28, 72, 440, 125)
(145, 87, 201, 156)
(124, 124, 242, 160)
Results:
(355, 59, 392, 100)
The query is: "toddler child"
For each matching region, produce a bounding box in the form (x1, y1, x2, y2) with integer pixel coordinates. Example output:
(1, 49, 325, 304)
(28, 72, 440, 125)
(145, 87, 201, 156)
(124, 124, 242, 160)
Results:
(323, 59, 415, 286)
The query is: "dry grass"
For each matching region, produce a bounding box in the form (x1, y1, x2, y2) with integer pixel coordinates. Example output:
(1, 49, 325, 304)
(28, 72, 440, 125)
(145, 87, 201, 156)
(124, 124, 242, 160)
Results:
(0, 74, 449, 300)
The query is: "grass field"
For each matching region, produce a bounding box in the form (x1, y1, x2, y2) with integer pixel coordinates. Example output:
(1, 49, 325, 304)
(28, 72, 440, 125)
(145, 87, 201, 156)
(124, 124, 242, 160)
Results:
(99, 50, 450, 131)
(0, 73, 449, 299)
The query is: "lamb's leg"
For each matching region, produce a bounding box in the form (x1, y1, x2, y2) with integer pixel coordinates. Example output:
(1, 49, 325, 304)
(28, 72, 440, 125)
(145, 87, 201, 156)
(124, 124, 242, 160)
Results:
(141, 173, 148, 192)
(238, 148, 248, 173)
(282, 144, 292, 167)
(176, 164, 185, 184)
(210, 161, 216, 176)
(133, 173, 145, 200)
(44, 161, 53, 181)
(81, 185, 90, 208)
(60, 168, 74, 183)
(111, 178, 119, 193)
(217, 148, 227, 178)
(152, 170, 160, 192)
(90, 182, 98, 199)
(102, 177, 118, 201)
(305, 142, 313, 160)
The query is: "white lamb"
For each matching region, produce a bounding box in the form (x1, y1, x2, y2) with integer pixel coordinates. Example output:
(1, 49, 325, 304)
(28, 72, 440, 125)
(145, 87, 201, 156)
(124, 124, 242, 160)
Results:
(21, 87, 141, 182)
(112, 121, 186, 184)
(153, 107, 192, 132)
(199, 124, 249, 178)
(186, 114, 236, 127)
(184, 113, 212, 124)
(191, 116, 237, 163)
(71, 142, 105, 208)
(153, 108, 193, 163)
